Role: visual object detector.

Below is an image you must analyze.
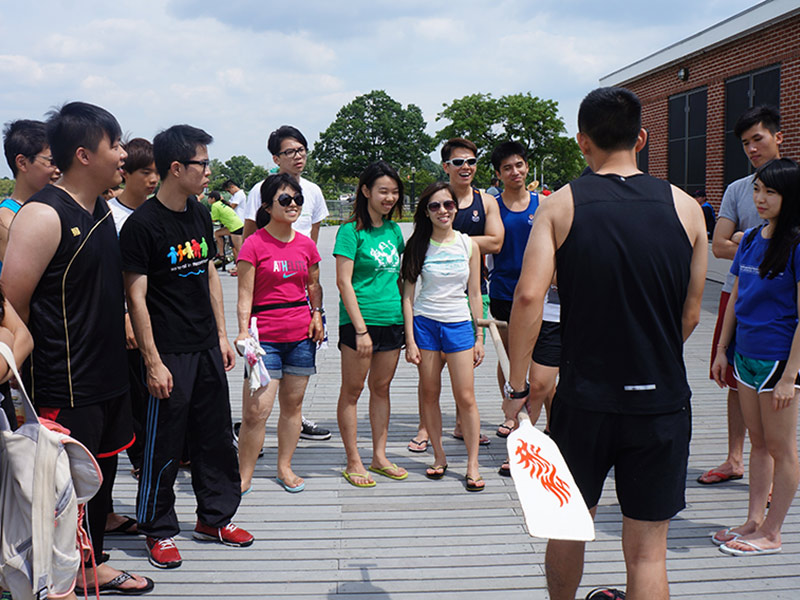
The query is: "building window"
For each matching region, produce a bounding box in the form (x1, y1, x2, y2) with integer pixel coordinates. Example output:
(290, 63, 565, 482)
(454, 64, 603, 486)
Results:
(668, 87, 707, 195)
(724, 64, 780, 185)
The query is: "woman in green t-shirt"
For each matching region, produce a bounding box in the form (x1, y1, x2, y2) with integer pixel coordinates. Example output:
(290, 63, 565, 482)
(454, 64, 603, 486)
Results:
(333, 161, 407, 488)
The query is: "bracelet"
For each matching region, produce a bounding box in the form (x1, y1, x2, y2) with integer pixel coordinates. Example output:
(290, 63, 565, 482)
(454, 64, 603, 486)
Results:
(355, 330, 368, 336)
(312, 307, 325, 315)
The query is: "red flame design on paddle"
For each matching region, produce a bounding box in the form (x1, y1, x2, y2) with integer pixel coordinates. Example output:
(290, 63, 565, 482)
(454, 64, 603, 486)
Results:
(514, 439, 571, 507)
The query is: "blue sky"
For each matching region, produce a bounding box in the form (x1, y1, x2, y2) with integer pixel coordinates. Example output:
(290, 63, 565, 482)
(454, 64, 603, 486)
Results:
(0, 0, 760, 179)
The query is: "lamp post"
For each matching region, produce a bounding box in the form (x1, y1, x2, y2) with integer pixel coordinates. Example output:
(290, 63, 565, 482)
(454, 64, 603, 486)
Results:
(411, 166, 416, 211)
(541, 156, 553, 190)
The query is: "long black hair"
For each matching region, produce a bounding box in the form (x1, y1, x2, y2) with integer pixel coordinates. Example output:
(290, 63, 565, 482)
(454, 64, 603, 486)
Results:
(256, 173, 302, 228)
(401, 182, 457, 283)
(350, 160, 403, 231)
(753, 158, 800, 279)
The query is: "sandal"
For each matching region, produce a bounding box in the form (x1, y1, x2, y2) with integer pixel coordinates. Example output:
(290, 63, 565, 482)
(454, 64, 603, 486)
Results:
(496, 421, 516, 438)
(407, 437, 429, 453)
(75, 571, 154, 596)
(425, 464, 447, 480)
(466, 476, 485, 492)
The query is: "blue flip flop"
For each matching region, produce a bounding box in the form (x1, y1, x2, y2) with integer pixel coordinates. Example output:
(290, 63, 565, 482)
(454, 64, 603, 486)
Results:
(276, 476, 305, 493)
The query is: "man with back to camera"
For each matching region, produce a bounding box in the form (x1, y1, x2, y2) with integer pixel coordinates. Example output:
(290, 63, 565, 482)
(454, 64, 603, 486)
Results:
(224, 178, 247, 223)
(1, 101, 153, 594)
(120, 124, 253, 569)
(698, 105, 780, 487)
(505, 87, 707, 600)
(239, 125, 331, 444)
(407, 137, 503, 452)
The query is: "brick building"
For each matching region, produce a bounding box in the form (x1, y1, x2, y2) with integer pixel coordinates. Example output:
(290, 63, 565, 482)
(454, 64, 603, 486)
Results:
(599, 0, 800, 208)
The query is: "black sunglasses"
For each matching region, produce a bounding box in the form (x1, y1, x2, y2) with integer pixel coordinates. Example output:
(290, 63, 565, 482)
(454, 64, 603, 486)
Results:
(276, 193, 304, 207)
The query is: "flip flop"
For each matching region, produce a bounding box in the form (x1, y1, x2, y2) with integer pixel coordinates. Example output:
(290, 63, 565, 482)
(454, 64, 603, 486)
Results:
(369, 463, 408, 480)
(711, 527, 742, 546)
(425, 464, 448, 480)
(452, 432, 491, 446)
(342, 471, 376, 488)
(276, 476, 305, 493)
(697, 469, 744, 485)
(496, 422, 515, 438)
(465, 476, 485, 492)
(241, 485, 253, 496)
(498, 459, 511, 477)
(408, 438, 429, 453)
(105, 515, 139, 536)
(75, 571, 155, 596)
(719, 539, 782, 556)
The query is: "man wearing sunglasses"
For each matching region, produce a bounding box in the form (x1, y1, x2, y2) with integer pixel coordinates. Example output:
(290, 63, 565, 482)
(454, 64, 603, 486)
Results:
(240, 125, 331, 442)
(120, 125, 253, 569)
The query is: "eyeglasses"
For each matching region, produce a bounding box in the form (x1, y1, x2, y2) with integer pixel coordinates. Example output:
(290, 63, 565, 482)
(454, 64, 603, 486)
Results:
(276, 193, 304, 207)
(445, 157, 477, 167)
(182, 159, 210, 170)
(427, 200, 457, 212)
(32, 154, 55, 166)
(276, 147, 307, 159)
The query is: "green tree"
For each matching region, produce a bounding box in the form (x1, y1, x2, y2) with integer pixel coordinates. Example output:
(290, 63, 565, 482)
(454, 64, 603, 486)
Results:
(435, 92, 585, 188)
(312, 90, 434, 181)
(0, 178, 14, 198)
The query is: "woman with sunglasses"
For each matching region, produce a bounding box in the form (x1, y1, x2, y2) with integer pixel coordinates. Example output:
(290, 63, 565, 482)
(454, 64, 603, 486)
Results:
(235, 173, 324, 494)
(402, 182, 485, 491)
(335, 161, 407, 488)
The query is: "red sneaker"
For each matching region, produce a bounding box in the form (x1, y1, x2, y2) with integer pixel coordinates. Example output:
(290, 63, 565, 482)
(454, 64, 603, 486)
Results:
(193, 521, 254, 547)
(146, 536, 182, 569)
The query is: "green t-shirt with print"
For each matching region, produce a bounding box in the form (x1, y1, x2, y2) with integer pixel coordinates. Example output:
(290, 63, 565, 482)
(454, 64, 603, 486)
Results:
(210, 201, 243, 232)
(333, 220, 404, 326)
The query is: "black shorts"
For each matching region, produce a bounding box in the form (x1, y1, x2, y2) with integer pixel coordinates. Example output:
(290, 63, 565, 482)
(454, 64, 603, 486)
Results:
(230, 227, 243, 236)
(548, 398, 691, 521)
(338, 323, 404, 352)
(490, 297, 560, 367)
(37, 392, 135, 458)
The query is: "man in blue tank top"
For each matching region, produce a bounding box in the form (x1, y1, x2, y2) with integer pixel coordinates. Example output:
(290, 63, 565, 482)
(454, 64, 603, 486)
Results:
(0, 119, 57, 269)
(505, 88, 707, 600)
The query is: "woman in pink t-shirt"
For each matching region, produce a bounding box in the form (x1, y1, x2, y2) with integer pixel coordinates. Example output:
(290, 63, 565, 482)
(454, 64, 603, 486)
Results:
(235, 174, 324, 494)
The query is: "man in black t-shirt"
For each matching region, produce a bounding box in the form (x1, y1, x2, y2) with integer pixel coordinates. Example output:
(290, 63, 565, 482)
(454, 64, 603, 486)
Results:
(121, 125, 253, 570)
(505, 88, 707, 600)
(2, 102, 153, 595)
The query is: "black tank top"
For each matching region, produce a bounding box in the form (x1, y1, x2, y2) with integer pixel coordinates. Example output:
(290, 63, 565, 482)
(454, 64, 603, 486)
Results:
(25, 185, 128, 408)
(555, 173, 692, 414)
(452, 188, 488, 294)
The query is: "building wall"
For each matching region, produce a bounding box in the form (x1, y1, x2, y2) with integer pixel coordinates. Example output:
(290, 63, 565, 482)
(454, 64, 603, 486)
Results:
(621, 14, 800, 209)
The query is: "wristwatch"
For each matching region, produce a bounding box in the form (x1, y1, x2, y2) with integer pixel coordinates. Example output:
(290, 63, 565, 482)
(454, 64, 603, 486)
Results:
(503, 381, 530, 400)
(312, 307, 325, 315)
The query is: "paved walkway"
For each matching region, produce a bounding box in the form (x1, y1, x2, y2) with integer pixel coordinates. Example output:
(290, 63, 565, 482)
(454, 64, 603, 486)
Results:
(106, 224, 800, 599)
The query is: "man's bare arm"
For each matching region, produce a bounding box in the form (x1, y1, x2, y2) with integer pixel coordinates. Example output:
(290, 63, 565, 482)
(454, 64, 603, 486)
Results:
(0, 203, 61, 323)
(126, 272, 173, 398)
(470, 192, 504, 254)
(208, 263, 235, 370)
(711, 217, 742, 260)
(672, 186, 708, 340)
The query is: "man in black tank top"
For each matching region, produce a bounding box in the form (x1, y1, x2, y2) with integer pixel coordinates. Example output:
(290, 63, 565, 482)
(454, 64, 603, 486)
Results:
(1, 102, 153, 594)
(504, 88, 707, 600)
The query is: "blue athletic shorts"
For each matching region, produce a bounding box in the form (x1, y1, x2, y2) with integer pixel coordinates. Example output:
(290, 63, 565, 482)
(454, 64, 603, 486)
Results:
(260, 338, 316, 379)
(734, 351, 800, 393)
(413, 315, 475, 353)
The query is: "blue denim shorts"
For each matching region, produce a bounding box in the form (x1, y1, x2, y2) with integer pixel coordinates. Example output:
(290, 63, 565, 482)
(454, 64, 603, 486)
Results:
(261, 338, 316, 379)
(413, 315, 475, 353)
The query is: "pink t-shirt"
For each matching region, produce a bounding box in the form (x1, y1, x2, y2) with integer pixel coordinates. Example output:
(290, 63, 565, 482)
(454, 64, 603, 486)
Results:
(238, 228, 321, 342)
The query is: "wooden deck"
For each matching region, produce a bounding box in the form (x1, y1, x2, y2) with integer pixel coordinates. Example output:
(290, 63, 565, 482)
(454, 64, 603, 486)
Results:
(105, 224, 800, 599)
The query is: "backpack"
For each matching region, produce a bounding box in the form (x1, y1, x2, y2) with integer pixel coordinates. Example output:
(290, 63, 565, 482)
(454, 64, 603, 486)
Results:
(0, 342, 102, 600)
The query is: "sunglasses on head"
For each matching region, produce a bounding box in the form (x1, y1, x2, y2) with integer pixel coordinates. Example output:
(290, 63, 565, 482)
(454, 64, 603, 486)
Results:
(276, 193, 304, 207)
(445, 157, 477, 167)
(427, 200, 457, 212)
